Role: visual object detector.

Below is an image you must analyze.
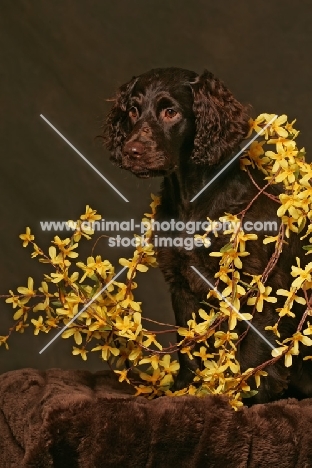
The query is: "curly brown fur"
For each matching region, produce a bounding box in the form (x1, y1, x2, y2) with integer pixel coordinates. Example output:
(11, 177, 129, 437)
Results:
(191, 70, 250, 165)
(103, 67, 312, 404)
(104, 76, 138, 165)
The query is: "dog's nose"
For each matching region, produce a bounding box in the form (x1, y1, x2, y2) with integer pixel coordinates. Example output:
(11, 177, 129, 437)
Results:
(123, 141, 145, 158)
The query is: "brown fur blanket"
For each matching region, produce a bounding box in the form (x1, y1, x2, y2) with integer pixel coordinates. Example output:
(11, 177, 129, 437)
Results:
(0, 369, 312, 467)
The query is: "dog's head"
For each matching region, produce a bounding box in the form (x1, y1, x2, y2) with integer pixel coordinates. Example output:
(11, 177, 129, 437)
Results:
(103, 67, 250, 178)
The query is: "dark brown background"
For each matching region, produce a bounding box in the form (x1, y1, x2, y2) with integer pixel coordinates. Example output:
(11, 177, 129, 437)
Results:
(1, 0, 311, 373)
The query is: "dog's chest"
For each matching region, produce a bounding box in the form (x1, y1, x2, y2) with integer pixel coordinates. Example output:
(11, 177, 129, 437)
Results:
(153, 201, 223, 294)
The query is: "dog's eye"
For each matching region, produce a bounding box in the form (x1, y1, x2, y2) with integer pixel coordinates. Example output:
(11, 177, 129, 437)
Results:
(164, 109, 177, 119)
(161, 108, 179, 122)
(129, 107, 139, 119)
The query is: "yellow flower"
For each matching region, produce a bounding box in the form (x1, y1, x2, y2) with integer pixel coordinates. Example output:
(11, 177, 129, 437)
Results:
(180, 346, 194, 360)
(248, 115, 265, 134)
(92, 344, 120, 361)
(244, 141, 270, 173)
(283, 141, 299, 159)
(270, 114, 288, 138)
(214, 331, 238, 349)
(0, 336, 9, 350)
(72, 346, 88, 360)
(61, 243, 79, 259)
(291, 258, 312, 288)
(115, 313, 142, 339)
(178, 325, 195, 340)
(281, 216, 299, 238)
(248, 140, 265, 158)
(193, 346, 214, 360)
(274, 167, 297, 185)
(276, 288, 306, 308)
(296, 183, 312, 201)
(198, 308, 218, 324)
(142, 333, 163, 350)
(277, 305, 296, 318)
(209, 249, 249, 269)
(80, 205, 101, 222)
(139, 355, 160, 370)
(219, 213, 241, 233)
(303, 322, 312, 336)
(134, 238, 156, 259)
(140, 368, 162, 385)
(284, 119, 299, 136)
(220, 302, 252, 330)
(265, 149, 290, 173)
(226, 355, 240, 374)
(17, 277, 36, 297)
(134, 385, 153, 396)
(114, 344, 131, 368)
(114, 369, 130, 384)
(5, 290, 23, 308)
(15, 322, 29, 333)
(202, 359, 228, 376)
(31, 243, 43, 258)
(34, 281, 53, 309)
(31, 316, 47, 335)
(166, 387, 189, 397)
(71, 219, 93, 241)
(214, 266, 234, 284)
(46, 317, 59, 329)
(292, 332, 312, 352)
(299, 162, 312, 186)
(77, 257, 97, 282)
(247, 286, 277, 312)
(50, 272, 66, 283)
(121, 296, 142, 312)
(272, 342, 297, 368)
(13, 305, 29, 321)
(267, 136, 297, 153)
(263, 235, 279, 245)
(119, 257, 149, 279)
(271, 344, 288, 362)
(194, 234, 211, 248)
(236, 231, 258, 252)
(94, 257, 114, 279)
(159, 355, 180, 374)
(52, 236, 71, 248)
(240, 157, 253, 172)
(253, 113, 277, 139)
(222, 278, 245, 298)
(112, 281, 133, 302)
(277, 193, 297, 217)
(254, 370, 268, 388)
(148, 194, 161, 215)
(282, 333, 312, 363)
(158, 374, 174, 388)
(47, 246, 63, 265)
(229, 394, 244, 411)
(62, 327, 83, 345)
(19, 227, 34, 247)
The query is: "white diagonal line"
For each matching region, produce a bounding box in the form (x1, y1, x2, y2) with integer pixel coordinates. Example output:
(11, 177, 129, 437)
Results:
(39, 266, 127, 354)
(40, 114, 129, 202)
(190, 266, 276, 350)
(190, 115, 278, 202)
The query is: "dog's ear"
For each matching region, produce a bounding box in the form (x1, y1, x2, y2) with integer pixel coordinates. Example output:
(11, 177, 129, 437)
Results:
(103, 76, 138, 164)
(190, 70, 250, 165)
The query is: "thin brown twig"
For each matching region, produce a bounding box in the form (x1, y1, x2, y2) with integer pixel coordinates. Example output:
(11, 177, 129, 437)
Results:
(246, 167, 280, 203)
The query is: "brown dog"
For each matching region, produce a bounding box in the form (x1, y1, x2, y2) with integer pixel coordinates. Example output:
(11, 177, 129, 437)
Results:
(104, 67, 312, 403)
